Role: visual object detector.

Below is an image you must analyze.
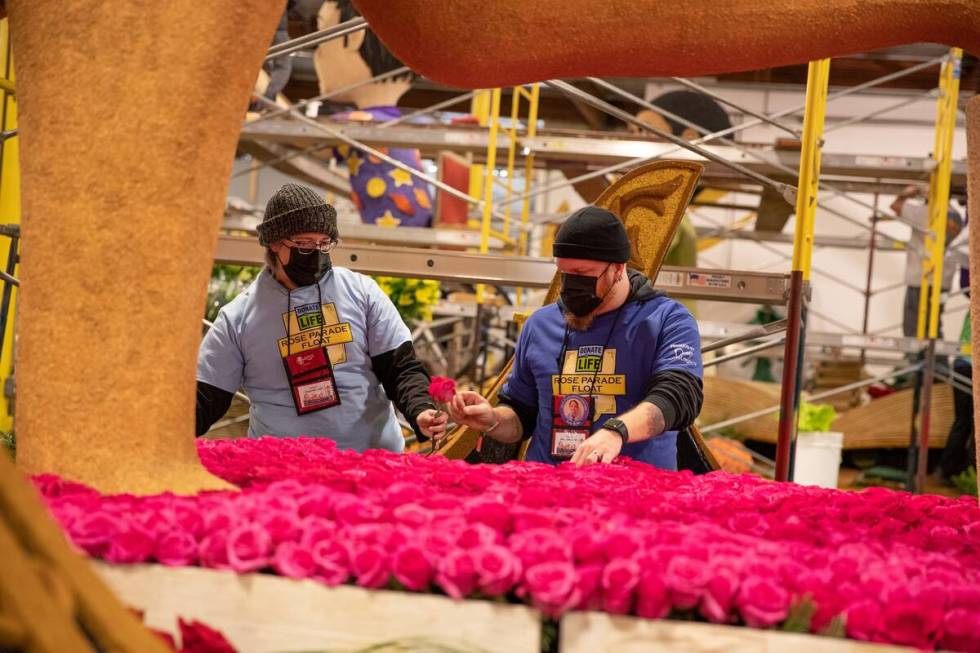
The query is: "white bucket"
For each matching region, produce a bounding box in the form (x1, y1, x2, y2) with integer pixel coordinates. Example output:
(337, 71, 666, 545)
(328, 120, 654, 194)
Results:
(793, 431, 844, 489)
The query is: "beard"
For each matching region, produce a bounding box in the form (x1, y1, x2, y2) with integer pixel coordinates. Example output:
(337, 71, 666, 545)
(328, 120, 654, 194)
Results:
(564, 311, 596, 331)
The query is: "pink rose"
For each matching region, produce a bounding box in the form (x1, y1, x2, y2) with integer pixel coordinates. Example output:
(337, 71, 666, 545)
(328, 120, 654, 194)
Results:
(636, 570, 670, 619)
(428, 376, 457, 403)
(573, 563, 604, 611)
(392, 503, 434, 527)
(258, 511, 302, 544)
(299, 517, 338, 548)
(70, 510, 126, 556)
(226, 524, 272, 573)
(311, 538, 349, 569)
(700, 571, 738, 624)
(272, 542, 317, 579)
(523, 562, 580, 618)
(736, 577, 790, 628)
(601, 558, 641, 615)
(350, 544, 389, 589)
(940, 608, 980, 652)
(198, 532, 231, 570)
(664, 555, 710, 610)
(155, 529, 198, 567)
(474, 545, 522, 596)
(465, 499, 512, 533)
(391, 544, 433, 591)
(105, 526, 155, 564)
(457, 523, 499, 549)
(178, 617, 237, 653)
(436, 548, 479, 599)
(879, 601, 944, 649)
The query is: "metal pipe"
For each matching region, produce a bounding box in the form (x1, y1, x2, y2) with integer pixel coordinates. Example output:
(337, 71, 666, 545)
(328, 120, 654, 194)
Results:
(932, 368, 973, 396)
(264, 17, 367, 62)
(775, 272, 804, 480)
(824, 90, 937, 133)
(230, 142, 333, 179)
(669, 77, 802, 138)
(251, 66, 411, 125)
(546, 79, 796, 201)
(252, 94, 510, 223)
(916, 339, 937, 492)
(379, 91, 477, 128)
(701, 362, 923, 433)
(0, 235, 17, 363)
(701, 319, 788, 353)
(589, 78, 919, 244)
(703, 336, 786, 368)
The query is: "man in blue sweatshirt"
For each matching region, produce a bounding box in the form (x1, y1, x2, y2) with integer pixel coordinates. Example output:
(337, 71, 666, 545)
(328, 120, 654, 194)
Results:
(447, 206, 703, 468)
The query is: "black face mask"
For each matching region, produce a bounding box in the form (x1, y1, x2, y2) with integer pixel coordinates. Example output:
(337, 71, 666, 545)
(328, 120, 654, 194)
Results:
(282, 249, 332, 287)
(560, 265, 611, 317)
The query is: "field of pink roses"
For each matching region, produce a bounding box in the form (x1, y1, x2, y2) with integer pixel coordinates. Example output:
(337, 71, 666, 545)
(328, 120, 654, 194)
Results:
(34, 437, 980, 652)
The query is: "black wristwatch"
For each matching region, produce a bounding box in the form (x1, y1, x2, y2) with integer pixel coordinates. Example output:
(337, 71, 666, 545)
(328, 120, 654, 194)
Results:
(602, 418, 629, 446)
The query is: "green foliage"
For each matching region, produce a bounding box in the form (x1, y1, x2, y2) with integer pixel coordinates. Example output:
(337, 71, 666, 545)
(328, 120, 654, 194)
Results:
(781, 595, 816, 633)
(206, 265, 260, 322)
(0, 430, 13, 458)
(797, 401, 837, 433)
(953, 466, 978, 497)
(373, 277, 441, 324)
(819, 615, 848, 638)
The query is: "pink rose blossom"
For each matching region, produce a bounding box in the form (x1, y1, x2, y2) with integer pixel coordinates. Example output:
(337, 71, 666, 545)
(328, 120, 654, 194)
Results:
(105, 526, 155, 564)
(226, 524, 272, 573)
(601, 558, 641, 615)
(392, 544, 433, 591)
(737, 577, 790, 628)
(272, 541, 317, 579)
(436, 548, 479, 599)
(879, 601, 944, 649)
(940, 608, 980, 652)
(700, 571, 738, 624)
(474, 545, 522, 595)
(664, 555, 710, 610)
(350, 544, 389, 589)
(198, 532, 231, 570)
(636, 570, 670, 620)
(156, 529, 198, 567)
(574, 563, 604, 612)
(523, 561, 580, 618)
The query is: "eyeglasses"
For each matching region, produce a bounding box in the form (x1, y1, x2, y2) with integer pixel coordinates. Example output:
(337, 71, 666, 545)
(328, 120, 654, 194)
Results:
(284, 238, 339, 254)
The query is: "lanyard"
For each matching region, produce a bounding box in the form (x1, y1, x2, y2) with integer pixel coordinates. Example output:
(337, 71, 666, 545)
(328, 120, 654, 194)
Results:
(285, 281, 326, 357)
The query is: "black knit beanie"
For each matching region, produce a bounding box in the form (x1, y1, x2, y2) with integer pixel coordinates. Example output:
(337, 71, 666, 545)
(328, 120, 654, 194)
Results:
(257, 183, 339, 246)
(552, 206, 631, 263)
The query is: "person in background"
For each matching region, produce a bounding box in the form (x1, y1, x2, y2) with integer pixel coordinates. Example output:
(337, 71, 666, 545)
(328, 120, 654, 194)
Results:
(445, 206, 703, 468)
(890, 184, 964, 339)
(936, 310, 975, 485)
(196, 183, 446, 449)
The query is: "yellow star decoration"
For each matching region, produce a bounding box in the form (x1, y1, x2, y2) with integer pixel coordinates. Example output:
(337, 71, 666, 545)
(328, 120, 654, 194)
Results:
(388, 168, 413, 188)
(347, 152, 364, 177)
(377, 211, 402, 228)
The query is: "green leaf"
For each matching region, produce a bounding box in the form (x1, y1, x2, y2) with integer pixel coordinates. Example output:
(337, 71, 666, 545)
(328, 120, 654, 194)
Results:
(780, 595, 815, 633)
(818, 614, 847, 638)
(797, 401, 837, 433)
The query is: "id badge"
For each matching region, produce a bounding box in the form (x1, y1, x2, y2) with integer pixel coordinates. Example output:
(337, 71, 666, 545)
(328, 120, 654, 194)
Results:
(282, 346, 341, 415)
(550, 394, 593, 459)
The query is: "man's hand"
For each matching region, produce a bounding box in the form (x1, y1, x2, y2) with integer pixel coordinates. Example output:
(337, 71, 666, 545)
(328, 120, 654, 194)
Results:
(571, 429, 623, 467)
(448, 390, 496, 432)
(416, 408, 449, 440)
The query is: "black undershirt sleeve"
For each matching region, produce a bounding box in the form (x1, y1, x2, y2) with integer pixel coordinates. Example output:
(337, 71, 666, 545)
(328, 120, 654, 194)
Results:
(196, 381, 235, 437)
(370, 340, 436, 441)
(496, 390, 538, 441)
(642, 369, 704, 432)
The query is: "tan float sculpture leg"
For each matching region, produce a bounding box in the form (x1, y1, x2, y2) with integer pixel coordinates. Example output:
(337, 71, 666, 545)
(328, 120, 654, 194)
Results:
(968, 97, 980, 485)
(352, 0, 978, 88)
(8, 1, 284, 495)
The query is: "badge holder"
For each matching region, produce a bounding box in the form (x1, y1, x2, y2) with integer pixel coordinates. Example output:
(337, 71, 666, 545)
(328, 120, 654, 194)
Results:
(550, 394, 594, 459)
(282, 346, 341, 415)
